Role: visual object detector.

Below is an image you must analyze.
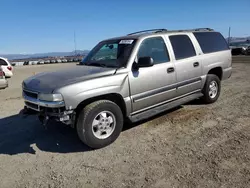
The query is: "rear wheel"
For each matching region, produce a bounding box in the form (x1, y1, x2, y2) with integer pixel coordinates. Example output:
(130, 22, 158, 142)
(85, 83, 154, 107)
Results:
(201, 74, 221, 104)
(76, 100, 124, 149)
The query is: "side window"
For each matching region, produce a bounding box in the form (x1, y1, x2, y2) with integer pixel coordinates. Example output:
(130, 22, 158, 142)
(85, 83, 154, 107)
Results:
(137, 37, 170, 64)
(0, 59, 8, 66)
(169, 35, 196, 60)
(193, 32, 229, 54)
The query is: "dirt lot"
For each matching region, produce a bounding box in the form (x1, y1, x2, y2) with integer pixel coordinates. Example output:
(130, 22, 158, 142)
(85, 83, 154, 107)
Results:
(0, 60, 250, 188)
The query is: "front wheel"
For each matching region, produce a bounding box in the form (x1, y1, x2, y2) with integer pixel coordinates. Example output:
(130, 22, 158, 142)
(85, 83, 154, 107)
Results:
(201, 74, 221, 104)
(76, 100, 124, 149)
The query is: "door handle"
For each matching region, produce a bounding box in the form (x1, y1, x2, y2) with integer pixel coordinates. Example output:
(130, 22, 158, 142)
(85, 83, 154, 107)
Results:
(193, 62, 199, 67)
(167, 67, 175, 73)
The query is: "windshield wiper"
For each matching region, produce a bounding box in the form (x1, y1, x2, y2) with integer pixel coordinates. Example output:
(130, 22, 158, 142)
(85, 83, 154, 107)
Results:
(84, 62, 118, 68)
(85, 62, 107, 67)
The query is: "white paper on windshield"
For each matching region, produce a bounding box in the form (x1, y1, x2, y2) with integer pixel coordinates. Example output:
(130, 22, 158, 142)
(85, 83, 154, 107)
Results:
(119, 40, 134, 44)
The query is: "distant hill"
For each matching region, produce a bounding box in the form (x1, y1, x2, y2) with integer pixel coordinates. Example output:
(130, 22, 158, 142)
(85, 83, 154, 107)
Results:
(1, 36, 250, 59)
(0, 50, 90, 60)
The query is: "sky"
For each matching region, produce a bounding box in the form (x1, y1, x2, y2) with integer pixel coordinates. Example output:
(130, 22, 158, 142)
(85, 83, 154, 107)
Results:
(0, 0, 249, 54)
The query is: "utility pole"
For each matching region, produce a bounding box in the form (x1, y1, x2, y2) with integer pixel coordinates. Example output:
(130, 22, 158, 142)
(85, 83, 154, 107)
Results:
(74, 31, 77, 56)
(228, 27, 231, 44)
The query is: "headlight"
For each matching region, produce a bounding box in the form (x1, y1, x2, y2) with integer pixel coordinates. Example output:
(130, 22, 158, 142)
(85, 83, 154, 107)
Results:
(38, 93, 63, 102)
(242, 47, 247, 50)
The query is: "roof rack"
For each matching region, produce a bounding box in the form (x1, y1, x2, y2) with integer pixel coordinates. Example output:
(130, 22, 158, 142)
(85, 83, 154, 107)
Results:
(127, 28, 214, 36)
(193, 28, 214, 31)
(170, 28, 214, 32)
(127, 29, 167, 36)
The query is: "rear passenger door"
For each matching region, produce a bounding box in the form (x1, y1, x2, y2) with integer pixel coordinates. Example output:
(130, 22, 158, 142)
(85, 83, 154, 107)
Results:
(168, 34, 202, 96)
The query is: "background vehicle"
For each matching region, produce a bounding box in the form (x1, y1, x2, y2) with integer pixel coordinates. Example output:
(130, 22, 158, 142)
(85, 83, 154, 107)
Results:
(22, 28, 232, 149)
(30, 61, 38, 65)
(242, 45, 250, 55)
(56, 59, 62, 63)
(23, 61, 29, 66)
(37, 60, 44, 65)
(44, 60, 50, 64)
(62, 59, 67, 63)
(0, 67, 8, 89)
(229, 41, 250, 55)
(0, 57, 13, 78)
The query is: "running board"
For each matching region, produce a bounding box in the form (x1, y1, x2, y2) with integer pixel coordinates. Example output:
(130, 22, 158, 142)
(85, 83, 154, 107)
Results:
(129, 92, 203, 123)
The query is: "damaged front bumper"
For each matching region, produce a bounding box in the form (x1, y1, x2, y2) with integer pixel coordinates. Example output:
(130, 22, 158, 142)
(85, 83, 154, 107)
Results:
(23, 90, 75, 126)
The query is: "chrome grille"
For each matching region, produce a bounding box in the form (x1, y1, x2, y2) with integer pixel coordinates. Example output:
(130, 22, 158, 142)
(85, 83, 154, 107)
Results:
(23, 90, 38, 99)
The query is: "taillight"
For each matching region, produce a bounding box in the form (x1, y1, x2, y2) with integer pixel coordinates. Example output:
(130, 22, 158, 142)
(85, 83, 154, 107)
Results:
(7, 66, 12, 71)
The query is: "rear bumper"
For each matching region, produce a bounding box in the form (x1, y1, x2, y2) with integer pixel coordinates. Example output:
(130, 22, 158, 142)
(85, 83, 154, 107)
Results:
(0, 79, 8, 89)
(4, 71, 13, 78)
(222, 67, 232, 80)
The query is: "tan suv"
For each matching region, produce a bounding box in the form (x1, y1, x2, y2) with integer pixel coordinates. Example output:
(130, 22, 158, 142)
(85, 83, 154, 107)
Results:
(22, 28, 232, 148)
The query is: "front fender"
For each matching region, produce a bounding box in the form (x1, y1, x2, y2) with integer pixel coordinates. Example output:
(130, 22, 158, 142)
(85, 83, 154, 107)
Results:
(56, 73, 130, 110)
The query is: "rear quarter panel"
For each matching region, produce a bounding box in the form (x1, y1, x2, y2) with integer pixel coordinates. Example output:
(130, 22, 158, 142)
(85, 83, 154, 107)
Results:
(201, 50, 231, 86)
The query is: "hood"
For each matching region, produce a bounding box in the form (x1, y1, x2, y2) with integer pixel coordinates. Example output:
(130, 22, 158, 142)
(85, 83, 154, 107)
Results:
(23, 65, 116, 93)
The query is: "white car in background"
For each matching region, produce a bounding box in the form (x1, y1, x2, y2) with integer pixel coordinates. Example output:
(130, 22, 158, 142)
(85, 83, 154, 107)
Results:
(0, 67, 8, 89)
(56, 59, 62, 63)
(0, 57, 13, 78)
(62, 59, 67, 63)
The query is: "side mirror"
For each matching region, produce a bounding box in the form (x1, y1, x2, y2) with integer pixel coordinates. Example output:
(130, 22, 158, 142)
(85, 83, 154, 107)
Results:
(137, 57, 154, 68)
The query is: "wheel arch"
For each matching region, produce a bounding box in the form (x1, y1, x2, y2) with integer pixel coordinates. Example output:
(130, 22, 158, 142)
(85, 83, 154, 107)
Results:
(207, 67, 223, 80)
(75, 93, 128, 124)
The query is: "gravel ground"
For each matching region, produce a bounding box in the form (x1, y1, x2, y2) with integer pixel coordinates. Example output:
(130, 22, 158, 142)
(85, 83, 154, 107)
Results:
(0, 61, 250, 188)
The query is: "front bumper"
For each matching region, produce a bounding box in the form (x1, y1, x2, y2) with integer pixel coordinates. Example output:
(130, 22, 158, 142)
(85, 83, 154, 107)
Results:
(23, 90, 74, 125)
(23, 93, 65, 111)
(244, 48, 250, 55)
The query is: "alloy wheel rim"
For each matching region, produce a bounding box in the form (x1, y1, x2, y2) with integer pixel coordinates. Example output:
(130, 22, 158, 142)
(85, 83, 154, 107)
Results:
(92, 111, 116, 139)
(209, 81, 218, 99)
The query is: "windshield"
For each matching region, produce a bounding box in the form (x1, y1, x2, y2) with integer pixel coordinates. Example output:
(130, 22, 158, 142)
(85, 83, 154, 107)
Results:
(80, 39, 137, 68)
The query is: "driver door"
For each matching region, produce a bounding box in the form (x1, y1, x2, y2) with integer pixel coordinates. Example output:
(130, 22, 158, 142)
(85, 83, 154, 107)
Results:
(128, 36, 177, 113)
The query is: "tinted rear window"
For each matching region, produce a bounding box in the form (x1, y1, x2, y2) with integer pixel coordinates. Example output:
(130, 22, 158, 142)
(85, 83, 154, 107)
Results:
(169, 35, 196, 60)
(193, 32, 229, 54)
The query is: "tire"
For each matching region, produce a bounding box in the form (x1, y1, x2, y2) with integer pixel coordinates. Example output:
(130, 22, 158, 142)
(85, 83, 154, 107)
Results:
(76, 100, 124, 149)
(201, 74, 221, 104)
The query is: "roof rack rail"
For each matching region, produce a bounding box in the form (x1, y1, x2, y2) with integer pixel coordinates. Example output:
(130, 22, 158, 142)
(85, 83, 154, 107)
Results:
(169, 28, 214, 32)
(127, 29, 167, 36)
(193, 28, 214, 31)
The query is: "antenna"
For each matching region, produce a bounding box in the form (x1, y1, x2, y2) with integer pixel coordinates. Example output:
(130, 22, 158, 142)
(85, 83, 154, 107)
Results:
(74, 31, 77, 56)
